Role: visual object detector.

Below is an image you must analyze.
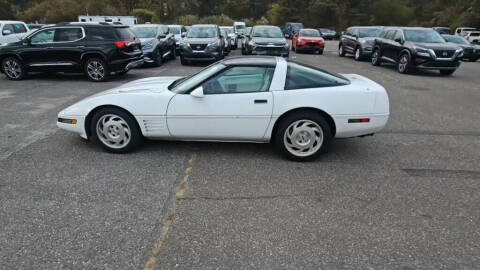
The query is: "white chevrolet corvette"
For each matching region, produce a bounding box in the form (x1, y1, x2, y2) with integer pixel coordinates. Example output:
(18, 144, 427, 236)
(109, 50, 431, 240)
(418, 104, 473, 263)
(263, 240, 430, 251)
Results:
(57, 57, 389, 161)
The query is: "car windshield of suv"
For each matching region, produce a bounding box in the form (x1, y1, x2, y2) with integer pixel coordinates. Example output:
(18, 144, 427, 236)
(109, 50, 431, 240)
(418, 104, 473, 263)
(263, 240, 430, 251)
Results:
(444, 36, 469, 45)
(235, 25, 245, 30)
(358, 28, 383, 38)
(187, 27, 217, 38)
(405, 30, 445, 43)
(221, 28, 233, 34)
(132, 27, 158, 38)
(253, 27, 283, 38)
(169, 27, 181, 35)
(299, 29, 320, 37)
(171, 63, 226, 93)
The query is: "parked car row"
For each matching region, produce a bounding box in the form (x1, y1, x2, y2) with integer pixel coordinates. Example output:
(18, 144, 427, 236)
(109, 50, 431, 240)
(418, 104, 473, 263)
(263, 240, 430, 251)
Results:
(338, 26, 479, 76)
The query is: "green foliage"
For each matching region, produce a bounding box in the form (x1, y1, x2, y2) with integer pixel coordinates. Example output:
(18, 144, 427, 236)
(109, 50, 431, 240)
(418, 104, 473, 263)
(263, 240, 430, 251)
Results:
(199, 14, 234, 25)
(371, 0, 414, 26)
(133, 8, 159, 23)
(177, 15, 200, 26)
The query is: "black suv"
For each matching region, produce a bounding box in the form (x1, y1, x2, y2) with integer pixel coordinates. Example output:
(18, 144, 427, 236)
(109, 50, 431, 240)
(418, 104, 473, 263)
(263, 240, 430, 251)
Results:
(338, 26, 383, 61)
(371, 27, 463, 75)
(0, 22, 144, 81)
(179, 24, 225, 65)
(131, 24, 176, 66)
(243, 25, 289, 57)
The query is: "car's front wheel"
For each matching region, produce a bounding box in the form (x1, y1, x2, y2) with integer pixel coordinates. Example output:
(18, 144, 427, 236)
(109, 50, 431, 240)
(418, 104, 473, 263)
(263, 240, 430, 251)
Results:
(91, 107, 143, 153)
(2, 57, 27, 80)
(371, 49, 381, 66)
(84, 58, 109, 82)
(274, 112, 332, 161)
(354, 47, 362, 61)
(338, 44, 346, 57)
(398, 53, 412, 74)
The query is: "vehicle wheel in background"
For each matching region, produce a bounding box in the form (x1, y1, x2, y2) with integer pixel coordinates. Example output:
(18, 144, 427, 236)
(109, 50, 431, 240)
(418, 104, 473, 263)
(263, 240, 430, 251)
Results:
(371, 49, 382, 66)
(439, 69, 455, 76)
(354, 47, 362, 61)
(338, 44, 346, 57)
(274, 112, 332, 161)
(154, 48, 163, 66)
(169, 46, 176, 60)
(84, 58, 109, 82)
(318, 49, 324, 55)
(2, 57, 27, 80)
(91, 107, 143, 153)
(398, 53, 412, 74)
(180, 55, 187, 65)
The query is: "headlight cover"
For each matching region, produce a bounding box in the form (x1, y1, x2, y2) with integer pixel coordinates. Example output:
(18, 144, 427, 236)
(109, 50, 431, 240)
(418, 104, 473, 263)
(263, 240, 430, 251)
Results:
(456, 48, 464, 58)
(413, 45, 433, 58)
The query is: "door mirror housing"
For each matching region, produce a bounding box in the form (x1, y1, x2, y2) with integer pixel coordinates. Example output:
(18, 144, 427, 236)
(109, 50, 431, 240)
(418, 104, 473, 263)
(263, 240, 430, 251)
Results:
(190, 86, 204, 98)
(2, 29, 12, 36)
(394, 38, 403, 44)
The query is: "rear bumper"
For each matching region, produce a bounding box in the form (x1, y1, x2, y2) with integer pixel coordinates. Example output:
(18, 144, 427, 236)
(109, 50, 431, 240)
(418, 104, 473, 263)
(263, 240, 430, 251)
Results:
(334, 114, 390, 138)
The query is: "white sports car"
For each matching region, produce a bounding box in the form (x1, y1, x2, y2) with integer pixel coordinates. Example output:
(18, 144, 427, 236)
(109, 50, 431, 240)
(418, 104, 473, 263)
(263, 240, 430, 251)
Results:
(57, 57, 389, 161)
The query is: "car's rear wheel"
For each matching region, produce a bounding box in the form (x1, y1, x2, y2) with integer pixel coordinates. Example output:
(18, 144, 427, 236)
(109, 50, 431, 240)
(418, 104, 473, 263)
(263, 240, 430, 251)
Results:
(439, 69, 455, 76)
(2, 57, 27, 80)
(169, 46, 176, 60)
(85, 58, 109, 82)
(398, 53, 412, 74)
(180, 55, 188, 65)
(371, 49, 381, 66)
(338, 44, 346, 57)
(274, 112, 332, 161)
(91, 107, 143, 153)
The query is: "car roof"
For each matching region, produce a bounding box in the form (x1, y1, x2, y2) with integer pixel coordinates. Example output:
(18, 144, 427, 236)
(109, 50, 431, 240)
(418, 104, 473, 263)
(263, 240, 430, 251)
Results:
(168, 24, 182, 27)
(52, 22, 128, 28)
(221, 56, 277, 66)
(300, 28, 319, 31)
(253, 25, 280, 28)
(133, 24, 166, 27)
(0, 21, 26, 24)
(192, 24, 217, 27)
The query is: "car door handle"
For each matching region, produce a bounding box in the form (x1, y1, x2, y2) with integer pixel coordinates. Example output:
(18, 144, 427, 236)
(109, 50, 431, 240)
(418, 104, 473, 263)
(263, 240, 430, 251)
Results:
(254, 99, 268, 104)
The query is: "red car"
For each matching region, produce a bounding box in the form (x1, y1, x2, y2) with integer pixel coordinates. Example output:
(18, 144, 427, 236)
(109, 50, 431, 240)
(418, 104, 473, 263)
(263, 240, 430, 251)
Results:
(292, 28, 325, 54)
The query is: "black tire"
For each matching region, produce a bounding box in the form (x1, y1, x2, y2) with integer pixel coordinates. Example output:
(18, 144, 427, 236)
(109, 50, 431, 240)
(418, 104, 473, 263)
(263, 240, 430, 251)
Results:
(84, 57, 110, 82)
(354, 47, 362, 61)
(318, 50, 324, 55)
(90, 107, 143, 153)
(169, 46, 176, 60)
(274, 112, 332, 161)
(154, 48, 163, 66)
(180, 55, 187, 65)
(439, 69, 455, 76)
(397, 53, 412, 74)
(1, 57, 27, 80)
(371, 48, 382, 66)
(338, 44, 346, 57)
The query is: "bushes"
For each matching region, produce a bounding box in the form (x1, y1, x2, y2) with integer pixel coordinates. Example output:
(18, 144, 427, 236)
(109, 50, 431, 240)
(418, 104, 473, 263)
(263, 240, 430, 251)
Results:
(177, 14, 235, 26)
(133, 8, 159, 24)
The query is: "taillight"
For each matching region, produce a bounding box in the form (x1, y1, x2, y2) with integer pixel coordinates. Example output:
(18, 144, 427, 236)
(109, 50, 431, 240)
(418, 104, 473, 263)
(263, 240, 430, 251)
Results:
(115, 41, 132, 49)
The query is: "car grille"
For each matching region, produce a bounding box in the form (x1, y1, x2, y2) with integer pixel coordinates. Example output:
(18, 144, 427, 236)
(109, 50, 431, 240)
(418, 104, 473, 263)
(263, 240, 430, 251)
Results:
(434, 50, 455, 58)
(256, 42, 285, 46)
(464, 48, 473, 54)
(307, 42, 318, 47)
(190, 44, 208, 51)
(423, 61, 457, 67)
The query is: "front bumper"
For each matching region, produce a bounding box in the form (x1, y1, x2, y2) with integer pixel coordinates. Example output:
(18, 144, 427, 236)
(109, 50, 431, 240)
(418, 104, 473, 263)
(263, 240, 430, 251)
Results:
(181, 47, 220, 61)
(297, 43, 325, 51)
(414, 57, 461, 70)
(250, 46, 289, 56)
(57, 115, 88, 139)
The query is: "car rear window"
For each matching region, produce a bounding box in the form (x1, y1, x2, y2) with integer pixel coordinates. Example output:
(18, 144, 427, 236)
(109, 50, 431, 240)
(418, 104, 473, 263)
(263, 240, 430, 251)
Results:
(470, 32, 480, 37)
(285, 62, 350, 90)
(87, 27, 115, 40)
(115, 27, 136, 41)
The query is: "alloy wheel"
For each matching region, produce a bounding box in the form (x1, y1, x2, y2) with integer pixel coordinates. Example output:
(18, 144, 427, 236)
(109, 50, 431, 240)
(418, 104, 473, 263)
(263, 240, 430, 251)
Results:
(87, 61, 105, 81)
(399, 55, 408, 73)
(283, 119, 324, 157)
(4, 59, 22, 79)
(96, 114, 131, 149)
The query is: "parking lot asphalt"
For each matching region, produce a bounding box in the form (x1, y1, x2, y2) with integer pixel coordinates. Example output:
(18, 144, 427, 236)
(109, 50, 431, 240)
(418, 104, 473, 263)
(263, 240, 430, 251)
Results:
(1, 41, 479, 269)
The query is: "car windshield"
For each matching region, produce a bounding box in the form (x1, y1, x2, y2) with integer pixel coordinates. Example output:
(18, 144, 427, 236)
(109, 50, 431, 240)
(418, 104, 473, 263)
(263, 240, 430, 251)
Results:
(221, 28, 233, 34)
(404, 30, 445, 43)
(132, 27, 157, 38)
(253, 27, 283, 38)
(358, 28, 383, 38)
(320, 29, 334, 33)
(171, 63, 226, 93)
(300, 29, 320, 37)
(291, 23, 303, 30)
(444, 36, 469, 45)
(169, 27, 181, 35)
(235, 25, 245, 30)
(187, 27, 217, 38)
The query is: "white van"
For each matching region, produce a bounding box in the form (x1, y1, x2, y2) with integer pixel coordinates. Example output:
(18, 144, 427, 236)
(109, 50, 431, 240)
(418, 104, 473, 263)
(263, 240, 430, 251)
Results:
(0, 21, 30, 46)
(233, 21, 246, 37)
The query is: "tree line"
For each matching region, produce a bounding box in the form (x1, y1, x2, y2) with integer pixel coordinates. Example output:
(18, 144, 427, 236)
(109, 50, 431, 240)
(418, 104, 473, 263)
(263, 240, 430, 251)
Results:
(1, 0, 479, 30)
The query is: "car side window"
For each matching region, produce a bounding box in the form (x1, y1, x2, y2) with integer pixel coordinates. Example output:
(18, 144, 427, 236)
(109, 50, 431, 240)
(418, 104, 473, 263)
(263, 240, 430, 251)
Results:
(285, 62, 350, 90)
(30, 29, 55, 44)
(86, 27, 115, 41)
(393, 31, 403, 41)
(384, 30, 396, 40)
(54, 28, 83, 42)
(202, 66, 275, 95)
(13, 24, 27, 34)
(2, 24, 14, 34)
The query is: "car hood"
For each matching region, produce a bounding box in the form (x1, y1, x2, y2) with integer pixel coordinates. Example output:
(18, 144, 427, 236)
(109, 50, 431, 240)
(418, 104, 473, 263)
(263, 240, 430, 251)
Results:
(252, 37, 287, 44)
(96, 77, 182, 96)
(185, 37, 217, 44)
(410, 42, 460, 50)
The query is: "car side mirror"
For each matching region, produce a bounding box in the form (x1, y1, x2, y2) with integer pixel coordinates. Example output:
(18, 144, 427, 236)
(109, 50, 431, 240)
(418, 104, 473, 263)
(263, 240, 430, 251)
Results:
(2, 29, 12, 36)
(394, 38, 403, 44)
(181, 32, 186, 38)
(190, 86, 204, 98)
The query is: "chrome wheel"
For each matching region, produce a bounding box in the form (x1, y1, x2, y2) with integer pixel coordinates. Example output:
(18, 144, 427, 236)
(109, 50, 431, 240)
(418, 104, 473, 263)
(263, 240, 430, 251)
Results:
(4, 59, 22, 79)
(96, 114, 131, 149)
(87, 60, 105, 81)
(355, 48, 360, 60)
(338, 45, 344, 56)
(283, 120, 324, 157)
(399, 55, 408, 72)
(371, 51, 378, 64)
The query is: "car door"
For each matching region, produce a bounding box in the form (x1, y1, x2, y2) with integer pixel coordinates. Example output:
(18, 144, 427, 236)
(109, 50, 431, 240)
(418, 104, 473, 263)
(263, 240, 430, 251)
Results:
(47, 27, 86, 70)
(381, 30, 397, 62)
(19, 28, 56, 70)
(390, 30, 405, 61)
(167, 66, 275, 140)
